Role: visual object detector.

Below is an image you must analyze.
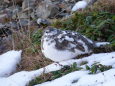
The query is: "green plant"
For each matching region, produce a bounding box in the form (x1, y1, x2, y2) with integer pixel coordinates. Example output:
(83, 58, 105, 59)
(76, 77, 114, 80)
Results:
(29, 63, 83, 86)
(31, 29, 42, 45)
(86, 63, 112, 74)
(80, 61, 88, 66)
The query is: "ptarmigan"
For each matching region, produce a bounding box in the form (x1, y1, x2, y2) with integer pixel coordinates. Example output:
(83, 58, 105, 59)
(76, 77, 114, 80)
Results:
(37, 18, 50, 26)
(41, 27, 109, 62)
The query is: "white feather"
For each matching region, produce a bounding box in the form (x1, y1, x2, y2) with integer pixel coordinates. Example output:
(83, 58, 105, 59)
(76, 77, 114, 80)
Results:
(42, 39, 84, 62)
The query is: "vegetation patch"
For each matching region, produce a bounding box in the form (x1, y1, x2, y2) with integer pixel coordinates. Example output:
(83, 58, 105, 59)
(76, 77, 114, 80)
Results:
(29, 63, 82, 86)
(31, 29, 42, 45)
(29, 62, 112, 85)
(86, 63, 112, 74)
(53, 11, 115, 43)
(80, 61, 88, 66)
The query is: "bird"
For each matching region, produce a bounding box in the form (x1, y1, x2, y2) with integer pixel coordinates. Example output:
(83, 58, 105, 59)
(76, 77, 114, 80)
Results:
(37, 18, 50, 26)
(41, 27, 109, 62)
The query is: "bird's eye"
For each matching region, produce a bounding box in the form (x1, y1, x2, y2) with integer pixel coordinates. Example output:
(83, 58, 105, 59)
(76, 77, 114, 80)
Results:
(45, 30, 49, 33)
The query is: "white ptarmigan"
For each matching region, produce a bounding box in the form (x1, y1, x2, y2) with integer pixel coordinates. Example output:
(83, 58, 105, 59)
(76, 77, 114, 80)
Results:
(41, 27, 109, 62)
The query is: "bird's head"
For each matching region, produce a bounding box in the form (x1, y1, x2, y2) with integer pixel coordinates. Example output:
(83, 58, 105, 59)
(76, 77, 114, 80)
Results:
(43, 26, 59, 36)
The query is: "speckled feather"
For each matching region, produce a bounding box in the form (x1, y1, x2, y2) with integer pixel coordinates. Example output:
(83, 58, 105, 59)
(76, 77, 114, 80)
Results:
(41, 27, 108, 62)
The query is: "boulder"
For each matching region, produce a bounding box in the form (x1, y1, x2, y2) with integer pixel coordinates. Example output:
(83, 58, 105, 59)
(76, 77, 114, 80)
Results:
(0, 23, 12, 37)
(4, 0, 23, 5)
(35, 0, 59, 18)
(0, 36, 12, 54)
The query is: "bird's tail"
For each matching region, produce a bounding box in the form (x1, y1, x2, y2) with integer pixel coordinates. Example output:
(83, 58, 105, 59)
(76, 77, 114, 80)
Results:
(94, 42, 110, 47)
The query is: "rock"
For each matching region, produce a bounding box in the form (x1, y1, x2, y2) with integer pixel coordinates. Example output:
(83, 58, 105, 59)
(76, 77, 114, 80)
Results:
(0, 0, 4, 4)
(35, 0, 59, 18)
(0, 36, 12, 54)
(21, 0, 38, 19)
(4, 0, 10, 3)
(58, 3, 71, 14)
(0, 6, 21, 20)
(64, 0, 79, 3)
(21, 0, 74, 19)
(71, 0, 88, 12)
(0, 23, 12, 37)
(17, 19, 30, 27)
(22, 0, 36, 10)
(4, 0, 23, 5)
(9, 19, 31, 29)
(50, 0, 73, 18)
(87, 0, 97, 5)
(0, 13, 9, 23)
(0, 23, 12, 54)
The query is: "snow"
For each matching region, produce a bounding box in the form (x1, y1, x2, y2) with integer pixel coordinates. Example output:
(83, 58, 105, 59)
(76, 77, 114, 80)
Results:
(71, 1, 88, 12)
(0, 50, 22, 77)
(35, 52, 115, 86)
(35, 69, 115, 86)
(95, 42, 110, 47)
(35, 71, 88, 86)
(0, 50, 115, 86)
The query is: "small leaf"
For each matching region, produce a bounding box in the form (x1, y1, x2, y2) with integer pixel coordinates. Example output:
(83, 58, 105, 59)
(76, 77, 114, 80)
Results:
(86, 65, 90, 70)
(90, 65, 98, 74)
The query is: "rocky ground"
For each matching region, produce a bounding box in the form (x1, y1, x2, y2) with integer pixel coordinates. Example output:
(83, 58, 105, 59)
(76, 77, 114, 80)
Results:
(0, 0, 80, 54)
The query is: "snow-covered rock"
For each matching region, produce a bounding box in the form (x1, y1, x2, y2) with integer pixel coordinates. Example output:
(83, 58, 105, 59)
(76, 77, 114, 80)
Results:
(71, 0, 88, 12)
(71, 0, 98, 12)
(0, 50, 22, 77)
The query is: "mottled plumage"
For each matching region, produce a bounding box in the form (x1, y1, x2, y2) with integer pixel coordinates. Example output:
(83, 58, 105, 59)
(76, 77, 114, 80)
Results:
(41, 27, 109, 62)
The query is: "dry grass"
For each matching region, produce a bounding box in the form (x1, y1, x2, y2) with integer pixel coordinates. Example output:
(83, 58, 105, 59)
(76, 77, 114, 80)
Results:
(18, 53, 52, 71)
(11, 27, 52, 71)
(89, 0, 115, 13)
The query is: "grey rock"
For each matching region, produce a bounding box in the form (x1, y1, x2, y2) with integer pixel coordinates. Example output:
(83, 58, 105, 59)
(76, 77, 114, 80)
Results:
(4, 0, 23, 5)
(35, 0, 59, 18)
(21, 0, 75, 19)
(22, 0, 36, 10)
(0, 13, 9, 23)
(0, 6, 21, 21)
(8, 19, 30, 30)
(87, 0, 98, 5)
(0, 23, 12, 37)
(0, 36, 12, 54)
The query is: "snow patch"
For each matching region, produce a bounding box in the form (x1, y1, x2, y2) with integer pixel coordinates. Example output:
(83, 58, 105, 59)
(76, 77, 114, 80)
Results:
(0, 50, 22, 77)
(71, 1, 88, 12)
(0, 50, 115, 86)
